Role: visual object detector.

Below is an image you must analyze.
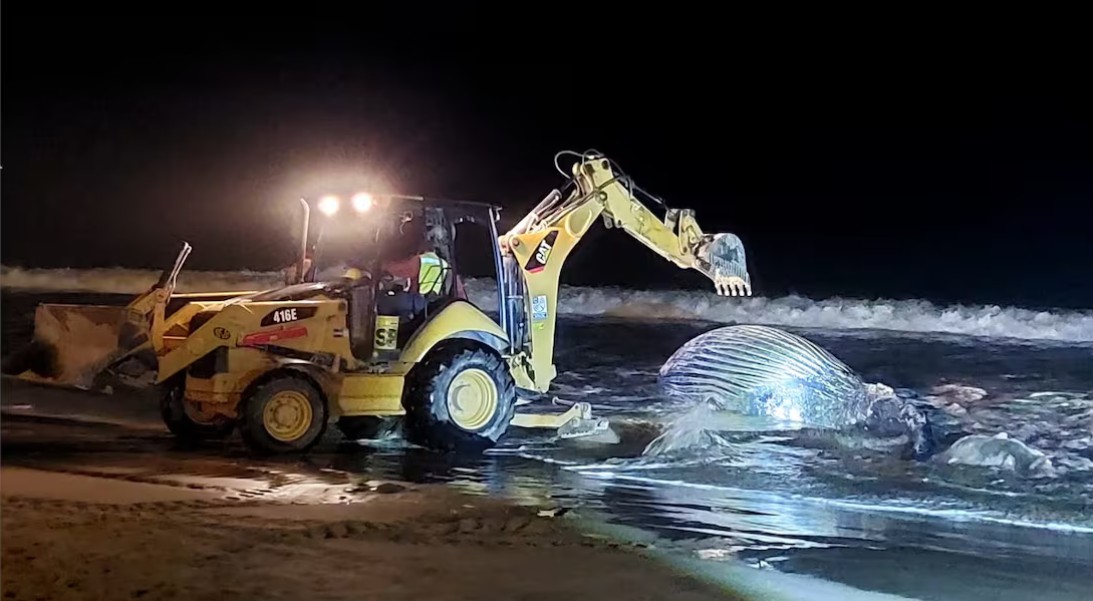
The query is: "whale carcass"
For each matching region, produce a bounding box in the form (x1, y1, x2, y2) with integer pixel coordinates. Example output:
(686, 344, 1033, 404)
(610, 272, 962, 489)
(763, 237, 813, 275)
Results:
(657, 325, 937, 458)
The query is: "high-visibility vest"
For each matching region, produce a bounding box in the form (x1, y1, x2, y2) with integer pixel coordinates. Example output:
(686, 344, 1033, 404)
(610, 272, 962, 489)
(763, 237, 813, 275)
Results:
(418, 252, 447, 295)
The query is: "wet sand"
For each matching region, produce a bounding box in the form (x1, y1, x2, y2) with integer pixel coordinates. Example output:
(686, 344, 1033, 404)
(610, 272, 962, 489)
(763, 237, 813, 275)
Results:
(0, 385, 743, 601)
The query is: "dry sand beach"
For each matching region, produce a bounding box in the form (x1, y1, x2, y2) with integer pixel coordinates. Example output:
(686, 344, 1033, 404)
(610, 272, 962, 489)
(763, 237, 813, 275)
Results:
(0, 381, 742, 601)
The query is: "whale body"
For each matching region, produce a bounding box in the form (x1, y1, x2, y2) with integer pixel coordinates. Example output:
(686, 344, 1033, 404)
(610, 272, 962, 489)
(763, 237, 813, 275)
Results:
(658, 325, 874, 428)
(658, 325, 937, 457)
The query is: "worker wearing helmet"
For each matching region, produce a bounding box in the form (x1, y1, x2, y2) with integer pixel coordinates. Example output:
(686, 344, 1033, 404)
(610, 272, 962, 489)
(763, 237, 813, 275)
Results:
(380, 214, 449, 294)
(374, 212, 454, 317)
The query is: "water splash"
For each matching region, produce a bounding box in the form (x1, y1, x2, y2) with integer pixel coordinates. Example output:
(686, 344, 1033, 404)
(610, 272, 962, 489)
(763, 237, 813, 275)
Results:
(641, 401, 737, 458)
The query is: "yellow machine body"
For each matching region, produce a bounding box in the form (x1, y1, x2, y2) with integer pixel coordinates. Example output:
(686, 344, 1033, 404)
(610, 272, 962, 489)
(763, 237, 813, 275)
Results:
(6, 151, 751, 453)
(155, 294, 511, 423)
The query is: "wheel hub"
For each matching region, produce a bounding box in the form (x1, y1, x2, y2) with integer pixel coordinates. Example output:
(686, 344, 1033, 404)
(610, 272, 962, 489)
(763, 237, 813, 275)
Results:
(263, 390, 313, 441)
(183, 398, 223, 425)
(446, 368, 499, 431)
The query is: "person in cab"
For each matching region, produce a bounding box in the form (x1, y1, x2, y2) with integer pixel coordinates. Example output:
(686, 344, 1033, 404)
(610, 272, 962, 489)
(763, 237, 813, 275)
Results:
(372, 212, 463, 317)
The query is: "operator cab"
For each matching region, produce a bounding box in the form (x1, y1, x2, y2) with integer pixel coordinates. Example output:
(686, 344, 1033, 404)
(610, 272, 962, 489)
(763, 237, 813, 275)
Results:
(284, 196, 505, 364)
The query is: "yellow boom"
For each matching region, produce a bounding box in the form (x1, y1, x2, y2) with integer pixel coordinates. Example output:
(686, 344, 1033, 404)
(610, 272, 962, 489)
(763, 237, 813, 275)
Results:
(501, 151, 751, 392)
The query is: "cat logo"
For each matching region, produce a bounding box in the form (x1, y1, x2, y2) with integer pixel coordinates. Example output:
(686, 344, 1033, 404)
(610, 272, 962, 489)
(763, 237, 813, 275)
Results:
(523, 230, 559, 274)
(536, 240, 552, 263)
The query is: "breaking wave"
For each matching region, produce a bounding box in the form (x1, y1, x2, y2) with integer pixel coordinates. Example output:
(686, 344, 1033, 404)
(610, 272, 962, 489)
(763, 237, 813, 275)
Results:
(2, 266, 1091, 342)
(0, 266, 286, 294)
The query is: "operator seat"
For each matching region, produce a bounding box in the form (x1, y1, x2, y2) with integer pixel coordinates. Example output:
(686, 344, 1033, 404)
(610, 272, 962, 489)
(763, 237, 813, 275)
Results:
(390, 263, 460, 347)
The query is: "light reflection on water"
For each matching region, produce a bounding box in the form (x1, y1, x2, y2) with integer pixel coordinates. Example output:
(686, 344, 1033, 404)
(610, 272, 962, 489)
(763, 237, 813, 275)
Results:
(3, 292, 1093, 600)
(326, 317, 1093, 600)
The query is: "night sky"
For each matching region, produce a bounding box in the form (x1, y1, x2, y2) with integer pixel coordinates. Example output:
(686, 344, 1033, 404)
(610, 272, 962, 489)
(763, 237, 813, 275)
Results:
(4, 6, 1091, 309)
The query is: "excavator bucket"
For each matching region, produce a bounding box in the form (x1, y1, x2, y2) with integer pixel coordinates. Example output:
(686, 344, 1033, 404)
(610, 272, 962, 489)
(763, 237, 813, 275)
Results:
(3, 304, 146, 390)
(696, 232, 752, 296)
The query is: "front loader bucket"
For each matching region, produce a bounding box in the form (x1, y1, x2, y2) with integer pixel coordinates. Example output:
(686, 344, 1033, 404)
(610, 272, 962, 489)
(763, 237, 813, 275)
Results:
(2, 304, 148, 390)
(2, 242, 194, 391)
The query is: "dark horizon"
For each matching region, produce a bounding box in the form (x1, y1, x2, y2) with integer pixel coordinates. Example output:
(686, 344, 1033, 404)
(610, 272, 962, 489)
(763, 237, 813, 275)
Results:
(3, 7, 1091, 310)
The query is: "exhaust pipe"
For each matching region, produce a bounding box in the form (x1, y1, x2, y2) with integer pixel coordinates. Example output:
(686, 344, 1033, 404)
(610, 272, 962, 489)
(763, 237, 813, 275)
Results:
(295, 198, 310, 284)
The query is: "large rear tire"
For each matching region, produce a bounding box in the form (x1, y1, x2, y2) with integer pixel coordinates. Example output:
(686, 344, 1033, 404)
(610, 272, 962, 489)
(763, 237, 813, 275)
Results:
(403, 346, 516, 453)
(160, 384, 235, 441)
(239, 376, 327, 454)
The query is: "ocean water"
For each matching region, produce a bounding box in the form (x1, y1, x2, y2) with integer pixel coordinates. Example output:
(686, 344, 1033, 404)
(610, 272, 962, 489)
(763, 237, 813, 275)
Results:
(2, 268, 1092, 600)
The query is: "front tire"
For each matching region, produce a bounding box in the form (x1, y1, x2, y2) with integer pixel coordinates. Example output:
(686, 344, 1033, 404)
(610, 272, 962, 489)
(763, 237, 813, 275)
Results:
(239, 376, 327, 454)
(160, 384, 235, 441)
(403, 345, 516, 453)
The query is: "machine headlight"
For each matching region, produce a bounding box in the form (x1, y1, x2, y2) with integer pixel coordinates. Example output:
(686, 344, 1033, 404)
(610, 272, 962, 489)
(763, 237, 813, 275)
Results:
(351, 192, 373, 213)
(318, 195, 340, 217)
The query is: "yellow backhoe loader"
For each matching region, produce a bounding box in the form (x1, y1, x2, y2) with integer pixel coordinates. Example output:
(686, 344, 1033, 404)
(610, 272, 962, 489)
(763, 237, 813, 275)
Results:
(4, 150, 752, 454)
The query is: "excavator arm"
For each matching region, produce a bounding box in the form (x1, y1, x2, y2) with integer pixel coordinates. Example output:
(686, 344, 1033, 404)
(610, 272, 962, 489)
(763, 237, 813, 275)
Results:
(500, 151, 752, 392)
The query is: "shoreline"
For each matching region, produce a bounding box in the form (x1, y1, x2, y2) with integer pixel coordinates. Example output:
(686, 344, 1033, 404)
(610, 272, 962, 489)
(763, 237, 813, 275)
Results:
(0, 407, 746, 601)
